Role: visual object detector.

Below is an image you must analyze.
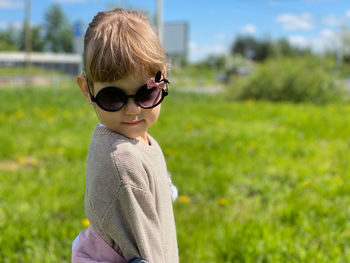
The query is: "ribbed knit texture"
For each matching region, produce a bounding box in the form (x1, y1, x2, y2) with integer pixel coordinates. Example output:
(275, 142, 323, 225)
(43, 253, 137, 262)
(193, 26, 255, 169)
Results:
(84, 125, 179, 263)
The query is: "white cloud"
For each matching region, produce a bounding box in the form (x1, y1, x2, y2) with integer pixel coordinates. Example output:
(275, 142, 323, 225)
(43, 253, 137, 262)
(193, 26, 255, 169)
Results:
(318, 29, 341, 50)
(276, 13, 313, 31)
(0, 21, 22, 30)
(0, 0, 23, 8)
(189, 41, 227, 62)
(239, 24, 256, 35)
(346, 10, 350, 18)
(286, 29, 341, 53)
(213, 33, 227, 42)
(322, 14, 344, 27)
(287, 35, 311, 49)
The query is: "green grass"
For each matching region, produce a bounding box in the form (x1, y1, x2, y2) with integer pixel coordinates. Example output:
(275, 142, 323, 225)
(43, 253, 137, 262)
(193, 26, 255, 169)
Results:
(1, 87, 350, 262)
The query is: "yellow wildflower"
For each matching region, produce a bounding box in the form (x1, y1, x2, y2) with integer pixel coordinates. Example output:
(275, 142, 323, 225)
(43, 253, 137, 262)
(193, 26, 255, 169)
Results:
(164, 148, 176, 157)
(18, 156, 27, 165)
(15, 109, 24, 119)
(245, 98, 255, 105)
(249, 141, 257, 148)
(186, 123, 194, 131)
(300, 181, 309, 188)
(57, 147, 65, 155)
(17, 156, 38, 167)
(178, 195, 190, 204)
(336, 177, 343, 185)
(82, 218, 90, 228)
(218, 198, 227, 206)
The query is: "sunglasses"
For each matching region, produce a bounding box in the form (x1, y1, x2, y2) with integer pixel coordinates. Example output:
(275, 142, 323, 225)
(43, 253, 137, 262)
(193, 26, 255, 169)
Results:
(86, 71, 169, 112)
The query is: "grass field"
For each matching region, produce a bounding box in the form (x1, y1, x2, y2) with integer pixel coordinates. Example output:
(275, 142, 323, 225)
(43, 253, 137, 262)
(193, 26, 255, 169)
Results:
(1, 86, 350, 262)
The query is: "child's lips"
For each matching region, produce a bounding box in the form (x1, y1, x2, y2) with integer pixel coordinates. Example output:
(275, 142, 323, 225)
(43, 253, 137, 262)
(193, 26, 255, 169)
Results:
(122, 120, 143, 126)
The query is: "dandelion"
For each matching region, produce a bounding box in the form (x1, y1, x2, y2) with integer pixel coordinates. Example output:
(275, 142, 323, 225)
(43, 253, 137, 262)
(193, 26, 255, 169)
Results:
(178, 195, 190, 204)
(245, 98, 255, 105)
(249, 141, 257, 148)
(17, 156, 38, 167)
(164, 148, 176, 157)
(186, 123, 194, 131)
(57, 147, 65, 155)
(15, 109, 24, 119)
(18, 156, 27, 165)
(214, 135, 222, 142)
(336, 177, 343, 185)
(278, 127, 286, 134)
(217, 119, 225, 126)
(82, 218, 90, 228)
(300, 181, 309, 188)
(63, 111, 71, 119)
(235, 141, 242, 148)
(218, 198, 227, 206)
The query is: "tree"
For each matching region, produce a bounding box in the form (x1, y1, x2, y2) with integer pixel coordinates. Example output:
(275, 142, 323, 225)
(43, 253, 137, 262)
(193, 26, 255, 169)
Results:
(232, 36, 258, 60)
(44, 4, 73, 53)
(338, 25, 350, 63)
(231, 36, 312, 61)
(0, 25, 19, 51)
(19, 25, 45, 52)
(231, 36, 273, 62)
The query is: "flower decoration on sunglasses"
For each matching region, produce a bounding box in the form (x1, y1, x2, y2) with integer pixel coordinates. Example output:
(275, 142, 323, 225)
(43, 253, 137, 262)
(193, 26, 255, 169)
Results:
(147, 71, 169, 90)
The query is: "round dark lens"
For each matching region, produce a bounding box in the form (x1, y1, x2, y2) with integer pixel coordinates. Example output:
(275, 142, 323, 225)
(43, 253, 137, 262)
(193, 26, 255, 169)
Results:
(97, 87, 125, 111)
(137, 85, 162, 108)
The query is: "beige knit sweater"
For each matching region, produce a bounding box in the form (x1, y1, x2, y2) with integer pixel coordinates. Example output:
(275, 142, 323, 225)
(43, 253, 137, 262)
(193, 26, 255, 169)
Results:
(84, 125, 179, 263)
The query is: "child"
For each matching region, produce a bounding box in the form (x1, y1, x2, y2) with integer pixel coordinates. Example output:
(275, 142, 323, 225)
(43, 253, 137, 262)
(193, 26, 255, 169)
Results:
(72, 8, 179, 263)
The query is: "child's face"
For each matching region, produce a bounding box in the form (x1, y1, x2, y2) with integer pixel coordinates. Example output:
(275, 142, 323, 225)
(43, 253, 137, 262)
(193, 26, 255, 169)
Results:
(78, 72, 162, 143)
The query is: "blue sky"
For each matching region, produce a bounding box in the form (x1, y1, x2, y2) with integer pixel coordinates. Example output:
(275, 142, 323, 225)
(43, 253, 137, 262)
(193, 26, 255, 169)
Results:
(0, 0, 349, 61)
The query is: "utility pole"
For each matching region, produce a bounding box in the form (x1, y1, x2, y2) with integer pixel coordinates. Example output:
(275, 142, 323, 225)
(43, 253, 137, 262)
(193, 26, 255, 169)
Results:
(25, 0, 31, 67)
(156, 0, 163, 44)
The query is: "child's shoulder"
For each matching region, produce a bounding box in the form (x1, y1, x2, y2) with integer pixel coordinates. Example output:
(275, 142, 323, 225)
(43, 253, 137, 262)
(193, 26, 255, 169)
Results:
(87, 126, 149, 188)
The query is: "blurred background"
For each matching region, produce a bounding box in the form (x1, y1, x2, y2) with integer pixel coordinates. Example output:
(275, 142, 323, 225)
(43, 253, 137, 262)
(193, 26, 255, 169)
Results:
(0, 0, 349, 97)
(1, 0, 350, 262)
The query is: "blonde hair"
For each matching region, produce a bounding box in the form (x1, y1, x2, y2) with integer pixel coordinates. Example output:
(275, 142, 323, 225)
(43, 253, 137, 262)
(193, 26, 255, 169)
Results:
(83, 8, 166, 84)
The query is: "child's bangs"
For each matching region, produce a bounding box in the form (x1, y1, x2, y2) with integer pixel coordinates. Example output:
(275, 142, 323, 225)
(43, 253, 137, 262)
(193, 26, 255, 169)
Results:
(85, 25, 166, 84)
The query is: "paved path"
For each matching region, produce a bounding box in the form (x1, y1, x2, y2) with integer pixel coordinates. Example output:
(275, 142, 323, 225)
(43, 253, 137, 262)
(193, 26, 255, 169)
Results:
(175, 85, 225, 94)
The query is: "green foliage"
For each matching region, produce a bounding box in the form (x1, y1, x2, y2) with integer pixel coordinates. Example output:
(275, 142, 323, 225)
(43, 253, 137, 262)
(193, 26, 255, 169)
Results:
(2, 87, 350, 262)
(18, 25, 46, 52)
(0, 25, 19, 51)
(44, 4, 73, 53)
(231, 36, 312, 62)
(227, 56, 344, 103)
(193, 55, 226, 70)
(0, 4, 73, 53)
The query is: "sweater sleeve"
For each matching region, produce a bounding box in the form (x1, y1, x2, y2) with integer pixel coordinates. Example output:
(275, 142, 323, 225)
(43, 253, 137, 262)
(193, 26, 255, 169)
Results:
(100, 184, 165, 263)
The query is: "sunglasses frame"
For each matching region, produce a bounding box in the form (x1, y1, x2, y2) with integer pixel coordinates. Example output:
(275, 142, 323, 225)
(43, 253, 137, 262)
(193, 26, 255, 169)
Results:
(85, 75, 169, 112)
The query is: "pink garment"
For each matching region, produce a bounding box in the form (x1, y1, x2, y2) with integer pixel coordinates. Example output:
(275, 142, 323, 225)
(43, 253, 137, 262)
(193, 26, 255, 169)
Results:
(72, 226, 127, 263)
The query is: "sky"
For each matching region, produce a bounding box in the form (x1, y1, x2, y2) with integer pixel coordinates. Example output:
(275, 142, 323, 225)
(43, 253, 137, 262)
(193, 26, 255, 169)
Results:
(0, 0, 349, 62)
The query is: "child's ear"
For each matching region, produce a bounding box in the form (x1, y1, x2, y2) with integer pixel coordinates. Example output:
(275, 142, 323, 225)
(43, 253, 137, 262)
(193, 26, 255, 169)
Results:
(76, 74, 92, 104)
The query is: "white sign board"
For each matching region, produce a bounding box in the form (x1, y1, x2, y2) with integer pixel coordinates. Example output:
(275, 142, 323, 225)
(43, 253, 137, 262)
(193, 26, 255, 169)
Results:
(163, 23, 188, 56)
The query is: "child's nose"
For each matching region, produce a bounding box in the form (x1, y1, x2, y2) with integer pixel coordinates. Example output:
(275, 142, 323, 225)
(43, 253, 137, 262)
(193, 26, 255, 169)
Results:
(124, 98, 141, 115)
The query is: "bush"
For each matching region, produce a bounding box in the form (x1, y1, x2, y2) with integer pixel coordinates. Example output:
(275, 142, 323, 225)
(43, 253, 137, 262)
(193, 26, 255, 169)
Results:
(227, 56, 345, 103)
